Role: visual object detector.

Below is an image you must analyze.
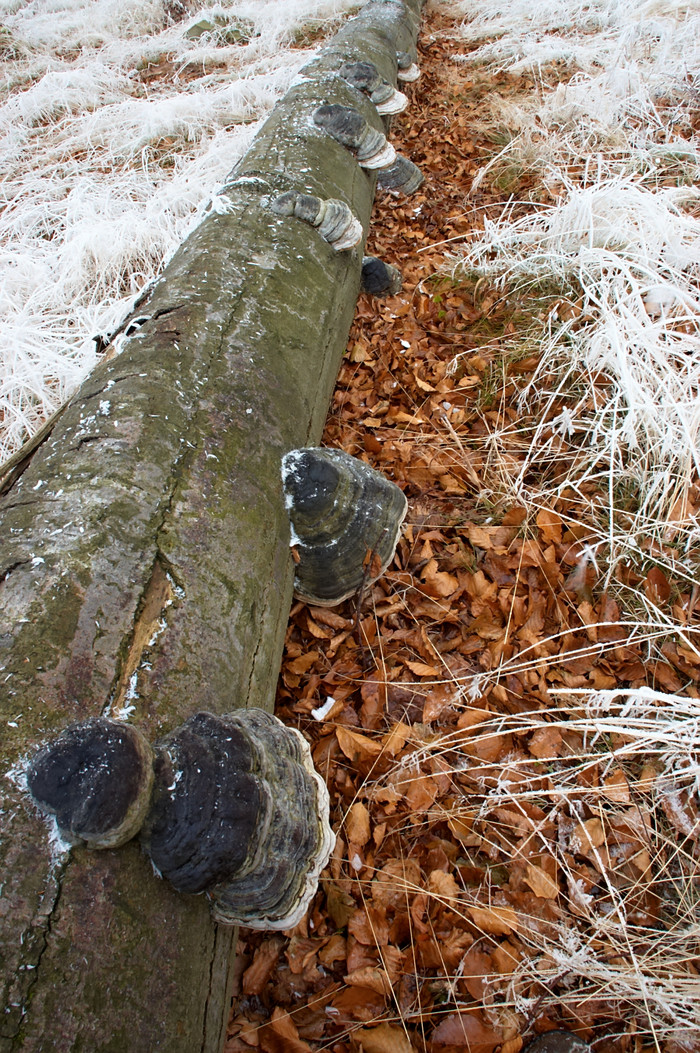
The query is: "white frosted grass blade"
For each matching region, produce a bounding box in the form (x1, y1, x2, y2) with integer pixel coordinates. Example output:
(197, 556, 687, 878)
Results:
(0, 0, 361, 462)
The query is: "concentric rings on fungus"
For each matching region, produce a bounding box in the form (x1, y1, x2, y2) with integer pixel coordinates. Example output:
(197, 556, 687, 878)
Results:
(312, 104, 396, 168)
(26, 710, 335, 930)
(282, 446, 408, 607)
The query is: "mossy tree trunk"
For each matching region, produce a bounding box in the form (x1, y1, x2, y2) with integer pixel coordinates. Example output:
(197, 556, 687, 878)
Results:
(0, 1, 423, 1050)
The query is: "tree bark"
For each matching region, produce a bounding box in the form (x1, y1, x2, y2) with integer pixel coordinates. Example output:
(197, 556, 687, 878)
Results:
(0, 2, 423, 1050)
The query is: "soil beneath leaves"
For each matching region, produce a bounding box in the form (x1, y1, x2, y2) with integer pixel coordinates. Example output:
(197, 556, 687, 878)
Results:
(225, 10, 700, 1053)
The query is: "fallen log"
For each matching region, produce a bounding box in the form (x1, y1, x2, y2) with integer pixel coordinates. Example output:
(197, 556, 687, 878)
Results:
(0, 1, 423, 1050)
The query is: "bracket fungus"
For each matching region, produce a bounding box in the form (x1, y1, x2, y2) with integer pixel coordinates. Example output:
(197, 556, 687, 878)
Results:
(26, 717, 155, 850)
(312, 104, 396, 169)
(377, 153, 424, 194)
(26, 710, 334, 930)
(336, 60, 408, 114)
(282, 446, 408, 607)
(361, 255, 403, 297)
(270, 190, 363, 251)
(396, 50, 421, 82)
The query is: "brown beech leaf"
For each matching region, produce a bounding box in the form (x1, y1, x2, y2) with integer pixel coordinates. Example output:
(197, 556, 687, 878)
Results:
(423, 683, 454, 722)
(528, 725, 564, 758)
(404, 659, 441, 677)
(346, 802, 371, 846)
(467, 904, 518, 935)
(602, 768, 631, 803)
(431, 1008, 503, 1053)
(336, 726, 383, 763)
(428, 869, 460, 905)
(536, 508, 563, 543)
(352, 1023, 416, 1053)
(326, 882, 355, 929)
(348, 905, 390, 946)
(645, 565, 672, 604)
(381, 721, 411, 756)
(372, 859, 422, 908)
(422, 558, 459, 597)
(259, 1008, 312, 1053)
(331, 985, 386, 1021)
(344, 965, 393, 997)
(571, 817, 606, 857)
(286, 651, 321, 675)
(242, 936, 285, 995)
(524, 863, 559, 899)
(318, 932, 346, 966)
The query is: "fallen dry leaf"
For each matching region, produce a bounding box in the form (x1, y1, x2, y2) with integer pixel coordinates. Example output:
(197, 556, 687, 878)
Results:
(352, 1023, 416, 1053)
(345, 801, 371, 846)
(336, 726, 383, 763)
(467, 905, 518, 935)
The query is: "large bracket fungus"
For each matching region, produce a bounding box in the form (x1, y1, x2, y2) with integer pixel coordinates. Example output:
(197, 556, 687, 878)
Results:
(336, 60, 408, 114)
(26, 710, 334, 931)
(312, 103, 396, 168)
(269, 191, 363, 251)
(377, 153, 425, 194)
(282, 447, 408, 607)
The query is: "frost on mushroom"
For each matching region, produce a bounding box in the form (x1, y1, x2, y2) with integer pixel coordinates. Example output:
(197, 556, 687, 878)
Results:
(270, 191, 363, 251)
(26, 710, 334, 930)
(281, 447, 408, 607)
(312, 104, 396, 168)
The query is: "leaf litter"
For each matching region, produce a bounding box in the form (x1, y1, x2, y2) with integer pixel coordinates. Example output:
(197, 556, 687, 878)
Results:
(227, 3, 700, 1052)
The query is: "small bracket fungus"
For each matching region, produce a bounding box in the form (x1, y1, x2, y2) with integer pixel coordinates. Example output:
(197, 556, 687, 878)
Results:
(270, 191, 363, 251)
(312, 104, 396, 169)
(282, 446, 408, 607)
(377, 153, 425, 194)
(26, 710, 334, 930)
(337, 60, 408, 114)
(396, 51, 421, 82)
(361, 255, 403, 297)
(26, 717, 155, 849)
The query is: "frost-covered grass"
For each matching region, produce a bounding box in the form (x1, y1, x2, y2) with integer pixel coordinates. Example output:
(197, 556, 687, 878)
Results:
(451, 176, 700, 536)
(0, 0, 360, 461)
(378, 686, 700, 1045)
(433, 1, 700, 1036)
(442, 0, 700, 583)
(457, 0, 700, 187)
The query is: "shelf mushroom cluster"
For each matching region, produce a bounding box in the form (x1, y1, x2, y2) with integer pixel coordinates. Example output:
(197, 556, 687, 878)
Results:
(268, 50, 422, 269)
(27, 709, 334, 931)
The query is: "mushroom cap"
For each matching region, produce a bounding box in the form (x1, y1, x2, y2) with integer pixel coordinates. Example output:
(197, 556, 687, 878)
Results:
(208, 710, 335, 929)
(141, 710, 334, 929)
(396, 51, 421, 82)
(282, 447, 408, 607)
(271, 193, 363, 251)
(312, 104, 390, 164)
(374, 89, 408, 115)
(361, 255, 403, 297)
(270, 190, 323, 225)
(337, 60, 384, 96)
(27, 717, 155, 850)
(141, 711, 263, 894)
(377, 153, 425, 194)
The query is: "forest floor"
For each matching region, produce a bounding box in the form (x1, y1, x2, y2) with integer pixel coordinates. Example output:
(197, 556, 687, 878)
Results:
(226, 9, 700, 1053)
